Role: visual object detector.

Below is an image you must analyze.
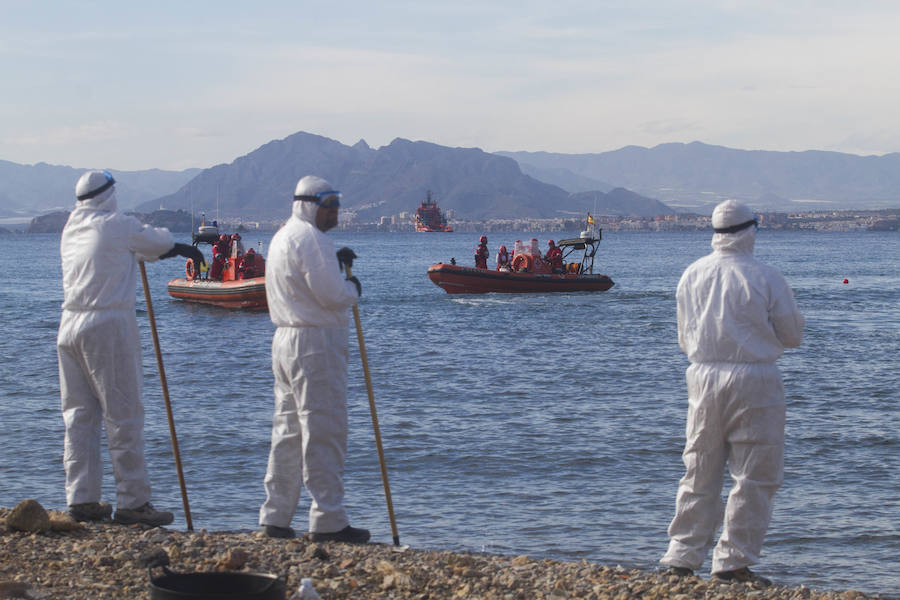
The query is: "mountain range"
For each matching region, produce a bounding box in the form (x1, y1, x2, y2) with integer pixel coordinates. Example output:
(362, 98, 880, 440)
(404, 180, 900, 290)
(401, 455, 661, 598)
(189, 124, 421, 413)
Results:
(498, 142, 900, 213)
(0, 160, 200, 219)
(3, 133, 899, 223)
(140, 133, 670, 221)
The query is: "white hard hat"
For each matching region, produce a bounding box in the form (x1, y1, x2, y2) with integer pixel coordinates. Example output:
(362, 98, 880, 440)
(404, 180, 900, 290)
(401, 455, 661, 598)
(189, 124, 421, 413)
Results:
(712, 199, 756, 233)
(75, 170, 116, 201)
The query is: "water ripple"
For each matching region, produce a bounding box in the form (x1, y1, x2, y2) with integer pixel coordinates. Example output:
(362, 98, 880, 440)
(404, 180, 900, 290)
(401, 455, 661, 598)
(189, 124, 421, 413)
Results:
(0, 231, 897, 595)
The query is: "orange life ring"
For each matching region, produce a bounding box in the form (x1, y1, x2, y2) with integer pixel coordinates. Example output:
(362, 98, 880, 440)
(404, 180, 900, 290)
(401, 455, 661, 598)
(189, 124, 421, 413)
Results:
(185, 258, 197, 280)
(512, 254, 533, 272)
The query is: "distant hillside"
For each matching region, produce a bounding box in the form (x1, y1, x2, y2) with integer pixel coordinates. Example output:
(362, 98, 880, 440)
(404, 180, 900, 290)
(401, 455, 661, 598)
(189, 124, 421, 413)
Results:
(23, 208, 194, 234)
(497, 142, 900, 213)
(510, 158, 615, 194)
(25, 211, 69, 233)
(572, 188, 674, 217)
(139, 132, 669, 221)
(0, 160, 201, 218)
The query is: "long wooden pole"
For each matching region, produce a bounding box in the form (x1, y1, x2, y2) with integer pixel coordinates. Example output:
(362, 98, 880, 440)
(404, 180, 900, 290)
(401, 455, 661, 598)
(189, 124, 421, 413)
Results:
(346, 265, 400, 545)
(139, 261, 194, 531)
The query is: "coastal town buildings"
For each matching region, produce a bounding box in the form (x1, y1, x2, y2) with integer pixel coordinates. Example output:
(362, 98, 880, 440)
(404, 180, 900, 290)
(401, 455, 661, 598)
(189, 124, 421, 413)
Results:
(330, 209, 900, 233)
(18, 208, 900, 235)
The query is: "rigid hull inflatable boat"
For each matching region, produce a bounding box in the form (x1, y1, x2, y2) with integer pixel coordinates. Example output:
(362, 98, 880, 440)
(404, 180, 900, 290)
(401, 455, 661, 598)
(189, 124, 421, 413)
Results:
(428, 231, 614, 295)
(167, 224, 267, 310)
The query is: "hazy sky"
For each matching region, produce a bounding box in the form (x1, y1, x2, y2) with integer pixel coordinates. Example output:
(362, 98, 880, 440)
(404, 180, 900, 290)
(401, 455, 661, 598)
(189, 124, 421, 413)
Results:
(4, 0, 900, 171)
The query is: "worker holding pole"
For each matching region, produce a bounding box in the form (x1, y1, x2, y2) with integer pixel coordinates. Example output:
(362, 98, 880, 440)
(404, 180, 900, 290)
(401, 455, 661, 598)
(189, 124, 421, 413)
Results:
(57, 170, 205, 526)
(258, 175, 369, 543)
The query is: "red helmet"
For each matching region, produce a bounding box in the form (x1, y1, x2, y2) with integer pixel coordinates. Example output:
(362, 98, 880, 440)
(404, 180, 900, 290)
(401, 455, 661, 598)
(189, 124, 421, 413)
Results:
(499, 245, 507, 252)
(480, 235, 487, 244)
(548, 240, 555, 247)
(219, 234, 228, 242)
(231, 233, 241, 240)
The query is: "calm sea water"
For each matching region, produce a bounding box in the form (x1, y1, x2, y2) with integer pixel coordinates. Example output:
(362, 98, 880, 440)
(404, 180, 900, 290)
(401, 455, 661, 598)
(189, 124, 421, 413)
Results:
(0, 230, 897, 596)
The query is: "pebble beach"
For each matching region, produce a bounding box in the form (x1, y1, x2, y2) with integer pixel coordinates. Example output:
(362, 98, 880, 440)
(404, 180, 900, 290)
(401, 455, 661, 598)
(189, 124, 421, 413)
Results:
(0, 505, 887, 600)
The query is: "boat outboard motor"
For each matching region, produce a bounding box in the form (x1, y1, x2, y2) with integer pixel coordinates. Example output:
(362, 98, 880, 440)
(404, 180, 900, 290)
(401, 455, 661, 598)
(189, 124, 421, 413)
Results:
(194, 226, 221, 245)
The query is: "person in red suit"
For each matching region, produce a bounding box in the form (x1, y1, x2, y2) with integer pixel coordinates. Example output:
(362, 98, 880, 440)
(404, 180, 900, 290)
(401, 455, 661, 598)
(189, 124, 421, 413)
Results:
(496, 245, 510, 270)
(238, 247, 264, 279)
(474, 235, 489, 269)
(209, 234, 230, 280)
(545, 240, 563, 273)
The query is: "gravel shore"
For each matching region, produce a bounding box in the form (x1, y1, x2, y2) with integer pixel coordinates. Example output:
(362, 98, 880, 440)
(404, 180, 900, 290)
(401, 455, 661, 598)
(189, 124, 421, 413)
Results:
(0, 506, 883, 600)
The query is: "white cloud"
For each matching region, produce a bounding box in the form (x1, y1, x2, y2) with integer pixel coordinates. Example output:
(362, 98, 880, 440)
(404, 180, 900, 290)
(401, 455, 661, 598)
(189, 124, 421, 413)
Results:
(6, 1, 900, 167)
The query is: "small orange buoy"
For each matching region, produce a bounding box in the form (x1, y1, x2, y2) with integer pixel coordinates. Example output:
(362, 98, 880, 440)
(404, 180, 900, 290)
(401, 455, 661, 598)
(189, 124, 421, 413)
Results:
(843, 279, 849, 284)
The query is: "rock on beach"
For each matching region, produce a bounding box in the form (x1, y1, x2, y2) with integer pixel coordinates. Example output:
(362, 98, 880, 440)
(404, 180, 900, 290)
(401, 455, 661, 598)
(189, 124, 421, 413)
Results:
(5, 500, 50, 533)
(0, 506, 883, 600)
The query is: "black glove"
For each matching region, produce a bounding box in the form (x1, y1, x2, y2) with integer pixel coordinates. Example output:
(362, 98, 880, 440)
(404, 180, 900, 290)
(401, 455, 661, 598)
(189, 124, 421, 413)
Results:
(336, 247, 357, 270)
(347, 275, 361, 297)
(160, 243, 206, 268)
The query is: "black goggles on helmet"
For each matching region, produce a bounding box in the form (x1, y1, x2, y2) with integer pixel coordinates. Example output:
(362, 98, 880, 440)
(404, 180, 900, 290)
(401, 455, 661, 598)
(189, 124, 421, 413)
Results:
(714, 219, 758, 234)
(294, 190, 341, 208)
(77, 170, 116, 201)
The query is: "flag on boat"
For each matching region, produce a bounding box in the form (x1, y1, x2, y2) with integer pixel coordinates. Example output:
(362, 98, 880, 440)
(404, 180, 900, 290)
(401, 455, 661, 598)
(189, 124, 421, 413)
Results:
(587, 213, 595, 226)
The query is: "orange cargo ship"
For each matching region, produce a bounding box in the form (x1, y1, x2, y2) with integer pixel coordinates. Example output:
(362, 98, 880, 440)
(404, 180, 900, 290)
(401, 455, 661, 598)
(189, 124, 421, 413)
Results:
(415, 191, 453, 232)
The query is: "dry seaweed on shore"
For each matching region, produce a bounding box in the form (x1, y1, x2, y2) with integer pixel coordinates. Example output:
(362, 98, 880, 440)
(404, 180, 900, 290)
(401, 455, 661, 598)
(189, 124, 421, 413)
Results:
(0, 507, 881, 600)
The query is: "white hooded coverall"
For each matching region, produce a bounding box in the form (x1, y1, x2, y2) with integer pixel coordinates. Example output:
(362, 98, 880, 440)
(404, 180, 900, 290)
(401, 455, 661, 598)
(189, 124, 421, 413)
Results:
(661, 203, 804, 574)
(259, 199, 359, 533)
(57, 187, 174, 509)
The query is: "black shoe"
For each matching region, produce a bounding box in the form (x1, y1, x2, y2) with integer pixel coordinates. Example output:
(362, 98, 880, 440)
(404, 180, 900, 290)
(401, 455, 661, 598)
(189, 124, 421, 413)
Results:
(113, 502, 173, 527)
(713, 567, 772, 587)
(310, 525, 370, 544)
(69, 502, 112, 522)
(664, 566, 694, 577)
(263, 524, 295, 539)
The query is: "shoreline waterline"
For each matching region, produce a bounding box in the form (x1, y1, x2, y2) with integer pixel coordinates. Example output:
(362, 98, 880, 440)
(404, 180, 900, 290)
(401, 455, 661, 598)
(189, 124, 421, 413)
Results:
(0, 507, 886, 600)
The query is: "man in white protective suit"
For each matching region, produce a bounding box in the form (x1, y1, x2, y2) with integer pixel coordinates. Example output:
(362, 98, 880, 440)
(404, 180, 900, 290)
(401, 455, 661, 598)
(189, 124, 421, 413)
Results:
(258, 175, 369, 543)
(58, 170, 205, 526)
(660, 199, 804, 586)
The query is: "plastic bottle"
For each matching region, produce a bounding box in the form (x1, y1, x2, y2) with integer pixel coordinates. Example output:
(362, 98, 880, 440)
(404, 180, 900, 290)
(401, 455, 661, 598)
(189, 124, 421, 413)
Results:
(290, 578, 322, 600)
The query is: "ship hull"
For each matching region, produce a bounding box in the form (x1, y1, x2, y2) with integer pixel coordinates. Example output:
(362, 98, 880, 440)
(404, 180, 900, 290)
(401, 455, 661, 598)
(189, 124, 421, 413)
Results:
(167, 277, 267, 310)
(427, 264, 614, 294)
(415, 224, 454, 232)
